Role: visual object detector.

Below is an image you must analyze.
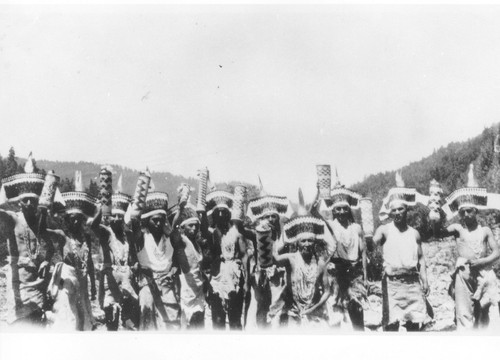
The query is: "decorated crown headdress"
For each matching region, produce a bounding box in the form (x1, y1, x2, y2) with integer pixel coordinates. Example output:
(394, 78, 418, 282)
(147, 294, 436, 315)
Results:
(142, 191, 169, 219)
(283, 189, 325, 243)
(175, 203, 200, 227)
(0, 152, 45, 202)
(206, 190, 234, 216)
(111, 173, 131, 215)
(327, 171, 361, 209)
(246, 176, 292, 221)
(59, 171, 98, 217)
(443, 164, 488, 215)
(378, 171, 429, 221)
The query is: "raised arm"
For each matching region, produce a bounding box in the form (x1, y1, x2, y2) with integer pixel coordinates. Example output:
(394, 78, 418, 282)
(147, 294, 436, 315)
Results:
(0, 210, 16, 256)
(271, 231, 293, 267)
(431, 222, 460, 239)
(197, 210, 211, 241)
(89, 207, 103, 231)
(234, 226, 250, 292)
(0, 208, 15, 230)
(171, 201, 184, 231)
(42, 228, 67, 259)
(234, 219, 256, 242)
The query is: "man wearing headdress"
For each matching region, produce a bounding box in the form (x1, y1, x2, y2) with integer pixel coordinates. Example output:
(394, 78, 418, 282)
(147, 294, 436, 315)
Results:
(245, 186, 293, 329)
(0, 153, 54, 326)
(90, 173, 139, 331)
(312, 180, 368, 331)
(436, 165, 500, 330)
(206, 189, 249, 330)
(170, 184, 207, 329)
(273, 190, 331, 328)
(44, 173, 98, 331)
(127, 190, 181, 330)
(370, 185, 430, 332)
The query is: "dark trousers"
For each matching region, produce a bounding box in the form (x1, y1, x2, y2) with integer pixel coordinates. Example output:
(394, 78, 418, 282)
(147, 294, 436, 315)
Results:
(187, 311, 205, 330)
(211, 289, 244, 330)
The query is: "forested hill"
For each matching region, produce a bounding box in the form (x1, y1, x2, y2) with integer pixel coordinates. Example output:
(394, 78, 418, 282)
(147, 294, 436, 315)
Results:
(35, 159, 199, 199)
(2, 124, 500, 212)
(350, 124, 500, 220)
(0, 153, 260, 202)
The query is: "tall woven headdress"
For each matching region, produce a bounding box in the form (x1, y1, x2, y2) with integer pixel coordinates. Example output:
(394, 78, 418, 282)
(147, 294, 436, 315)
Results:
(0, 152, 45, 203)
(283, 189, 325, 244)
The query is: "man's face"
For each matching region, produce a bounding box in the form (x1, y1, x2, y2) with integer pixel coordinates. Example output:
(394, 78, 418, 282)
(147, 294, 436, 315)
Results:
(333, 205, 350, 222)
(214, 208, 230, 227)
(390, 201, 407, 224)
(67, 213, 85, 231)
(148, 214, 166, 233)
(261, 213, 279, 228)
(110, 213, 124, 230)
(19, 196, 38, 214)
(298, 238, 314, 258)
(459, 206, 477, 224)
(182, 220, 200, 240)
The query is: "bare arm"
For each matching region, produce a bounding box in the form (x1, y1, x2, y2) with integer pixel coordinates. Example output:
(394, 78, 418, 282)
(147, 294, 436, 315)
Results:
(359, 226, 368, 283)
(90, 207, 102, 231)
(470, 227, 500, 270)
(416, 231, 429, 296)
(234, 220, 256, 242)
(86, 237, 97, 300)
(432, 223, 460, 239)
(0, 209, 15, 230)
(197, 210, 210, 240)
(367, 225, 385, 252)
(235, 226, 250, 291)
(0, 210, 16, 259)
(43, 229, 67, 259)
(171, 201, 186, 231)
(272, 232, 293, 267)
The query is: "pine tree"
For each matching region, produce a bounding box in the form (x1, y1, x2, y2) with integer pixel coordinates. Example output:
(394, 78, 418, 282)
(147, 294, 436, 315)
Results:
(4, 147, 18, 177)
(86, 179, 99, 197)
(0, 153, 5, 179)
(59, 178, 75, 193)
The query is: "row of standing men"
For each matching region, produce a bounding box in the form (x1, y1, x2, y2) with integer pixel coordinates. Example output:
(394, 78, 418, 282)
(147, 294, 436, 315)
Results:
(1, 156, 499, 331)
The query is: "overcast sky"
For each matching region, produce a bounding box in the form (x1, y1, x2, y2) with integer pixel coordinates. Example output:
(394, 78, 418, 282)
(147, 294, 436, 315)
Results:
(1, 5, 500, 201)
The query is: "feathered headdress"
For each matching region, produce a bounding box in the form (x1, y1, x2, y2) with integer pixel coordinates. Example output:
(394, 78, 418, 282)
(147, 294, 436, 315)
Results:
(283, 189, 325, 243)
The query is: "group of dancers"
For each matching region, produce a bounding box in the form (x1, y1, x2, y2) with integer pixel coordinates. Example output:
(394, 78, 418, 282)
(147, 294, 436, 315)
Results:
(0, 153, 499, 331)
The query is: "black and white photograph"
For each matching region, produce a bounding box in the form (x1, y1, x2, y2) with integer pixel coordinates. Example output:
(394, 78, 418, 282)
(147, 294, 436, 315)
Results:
(1, 1, 500, 358)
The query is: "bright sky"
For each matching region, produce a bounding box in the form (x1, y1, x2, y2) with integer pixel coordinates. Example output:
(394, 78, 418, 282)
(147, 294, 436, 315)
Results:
(2, 4, 500, 202)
